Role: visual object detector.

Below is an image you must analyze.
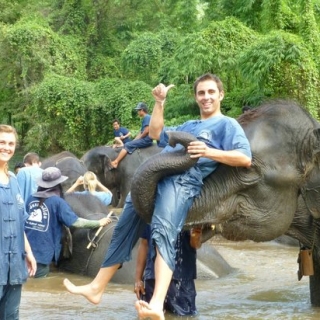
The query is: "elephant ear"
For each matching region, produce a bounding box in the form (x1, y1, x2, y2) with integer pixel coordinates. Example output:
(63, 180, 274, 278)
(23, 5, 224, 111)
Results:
(312, 128, 320, 162)
(301, 163, 320, 219)
(103, 154, 114, 171)
(301, 127, 320, 219)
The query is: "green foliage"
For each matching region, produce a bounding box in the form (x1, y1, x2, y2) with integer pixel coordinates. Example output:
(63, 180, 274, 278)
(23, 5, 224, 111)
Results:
(2, 0, 320, 155)
(25, 74, 153, 155)
(121, 32, 163, 84)
(159, 17, 258, 89)
(237, 31, 320, 116)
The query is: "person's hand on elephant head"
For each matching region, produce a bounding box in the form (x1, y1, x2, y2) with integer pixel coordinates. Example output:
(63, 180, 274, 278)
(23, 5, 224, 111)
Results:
(75, 175, 84, 185)
(152, 83, 175, 104)
(99, 217, 112, 227)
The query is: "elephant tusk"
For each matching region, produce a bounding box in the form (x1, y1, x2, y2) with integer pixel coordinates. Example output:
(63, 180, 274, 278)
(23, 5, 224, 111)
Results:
(87, 211, 113, 249)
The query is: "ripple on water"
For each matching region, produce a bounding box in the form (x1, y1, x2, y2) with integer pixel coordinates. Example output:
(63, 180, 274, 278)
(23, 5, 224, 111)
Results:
(20, 240, 320, 320)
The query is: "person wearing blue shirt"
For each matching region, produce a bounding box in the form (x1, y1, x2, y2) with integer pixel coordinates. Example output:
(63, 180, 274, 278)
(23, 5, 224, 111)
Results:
(16, 152, 43, 205)
(134, 225, 200, 316)
(112, 119, 131, 148)
(0, 124, 37, 319)
(110, 102, 153, 168)
(66, 171, 113, 206)
(63, 73, 252, 320)
(25, 167, 112, 278)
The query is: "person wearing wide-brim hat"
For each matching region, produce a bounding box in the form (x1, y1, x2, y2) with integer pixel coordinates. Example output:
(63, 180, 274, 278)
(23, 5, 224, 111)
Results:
(110, 102, 154, 169)
(24, 167, 112, 278)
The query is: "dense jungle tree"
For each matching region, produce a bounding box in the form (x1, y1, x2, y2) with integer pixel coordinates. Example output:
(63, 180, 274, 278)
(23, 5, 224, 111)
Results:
(0, 0, 320, 155)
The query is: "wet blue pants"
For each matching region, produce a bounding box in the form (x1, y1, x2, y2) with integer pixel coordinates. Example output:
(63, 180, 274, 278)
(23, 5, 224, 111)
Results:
(143, 279, 198, 316)
(102, 170, 202, 271)
(0, 284, 22, 320)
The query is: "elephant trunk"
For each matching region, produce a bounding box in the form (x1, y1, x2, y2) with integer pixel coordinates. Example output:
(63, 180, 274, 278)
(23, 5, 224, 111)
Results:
(131, 131, 198, 222)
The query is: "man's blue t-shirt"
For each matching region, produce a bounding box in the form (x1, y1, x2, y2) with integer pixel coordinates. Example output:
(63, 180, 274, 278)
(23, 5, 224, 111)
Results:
(114, 127, 131, 144)
(25, 195, 78, 265)
(158, 115, 252, 179)
(16, 166, 43, 203)
(141, 114, 151, 133)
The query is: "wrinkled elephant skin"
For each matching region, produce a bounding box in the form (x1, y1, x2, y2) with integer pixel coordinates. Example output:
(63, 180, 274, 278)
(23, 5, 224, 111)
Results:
(59, 193, 224, 283)
(58, 193, 137, 283)
(41, 151, 86, 192)
(130, 100, 320, 306)
(131, 101, 320, 243)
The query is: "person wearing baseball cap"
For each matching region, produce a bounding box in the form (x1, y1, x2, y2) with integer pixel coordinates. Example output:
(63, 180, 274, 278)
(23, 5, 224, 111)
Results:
(24, 167, 112, 278)
(134, 102, 148, 112)
(110, 102, 153, 169)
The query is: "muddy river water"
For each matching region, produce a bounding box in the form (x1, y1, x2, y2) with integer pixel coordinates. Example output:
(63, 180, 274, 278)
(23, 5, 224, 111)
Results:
(20, 239, 320, 320)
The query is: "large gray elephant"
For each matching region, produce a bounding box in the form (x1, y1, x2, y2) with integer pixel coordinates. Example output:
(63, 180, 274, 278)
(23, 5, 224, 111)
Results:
(81, 145, 163, 207)
(41, 151, 86, 191)
(58, 193, 138, 283)
(59, 193, 227, 283)
(130, 100, 320, 306)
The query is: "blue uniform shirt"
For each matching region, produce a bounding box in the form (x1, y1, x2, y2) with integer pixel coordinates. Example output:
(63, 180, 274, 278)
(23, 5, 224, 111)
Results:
(25, 195, 78, 265)
(0, 173, 28, 285)
(16, 166, 43, 203)
(141, 114, 151, 133)
(114, 127, 131, 144)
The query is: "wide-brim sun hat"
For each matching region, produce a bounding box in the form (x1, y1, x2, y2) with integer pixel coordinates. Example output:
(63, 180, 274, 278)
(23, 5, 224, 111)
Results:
(37, 167, 68, 188)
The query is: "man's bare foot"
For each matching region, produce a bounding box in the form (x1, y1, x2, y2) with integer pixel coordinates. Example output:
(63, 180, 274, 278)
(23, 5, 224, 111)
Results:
(110, 160, 118, 169)
(135, 300, 164, 320)
(63, 278, 104, 305)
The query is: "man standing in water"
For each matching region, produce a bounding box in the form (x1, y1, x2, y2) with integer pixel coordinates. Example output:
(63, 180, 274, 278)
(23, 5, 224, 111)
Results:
(63, 73, 252, 320)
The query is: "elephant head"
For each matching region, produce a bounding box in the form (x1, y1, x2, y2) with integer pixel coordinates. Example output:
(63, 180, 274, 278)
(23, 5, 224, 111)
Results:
(82, 144, 163, 208)
(131, 100, 320, 243)
(81, 146, 120, 206)
(41, 152, 87, 192)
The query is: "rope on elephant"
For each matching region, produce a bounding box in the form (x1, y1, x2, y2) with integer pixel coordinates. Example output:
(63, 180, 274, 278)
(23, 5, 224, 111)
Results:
(83, 215, 119, 274)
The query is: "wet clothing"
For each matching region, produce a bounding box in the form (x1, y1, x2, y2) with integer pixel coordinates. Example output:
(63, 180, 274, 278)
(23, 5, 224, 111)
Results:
(0, 173, 28, 319)
(102, 115, 252, 272)
(25, 196, 78, 267)
(0, 284, 22, 320)
(114, 127, 131, 144)
(16, 167, 43, 204)
(124, 114, 153, 154)
(144, 279, 197, 316)
(142, 226, 197, 316)
(142, 226, 196, 280)
(74, 190, 112, 206)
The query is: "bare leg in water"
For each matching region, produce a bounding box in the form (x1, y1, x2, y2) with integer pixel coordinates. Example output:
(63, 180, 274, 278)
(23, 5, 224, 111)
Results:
(63, 264, 120, 305)
(64, 246, 173, 320)
(135, 248, 173, 320)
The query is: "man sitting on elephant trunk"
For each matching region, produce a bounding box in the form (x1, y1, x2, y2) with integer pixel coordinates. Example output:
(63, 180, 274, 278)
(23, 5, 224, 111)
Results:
(110, 102, 153, 169)
(63, 73, 252, 320)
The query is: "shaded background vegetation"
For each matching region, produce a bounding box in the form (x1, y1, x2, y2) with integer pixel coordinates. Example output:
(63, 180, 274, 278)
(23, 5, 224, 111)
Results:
(1, 0, 320, 157)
